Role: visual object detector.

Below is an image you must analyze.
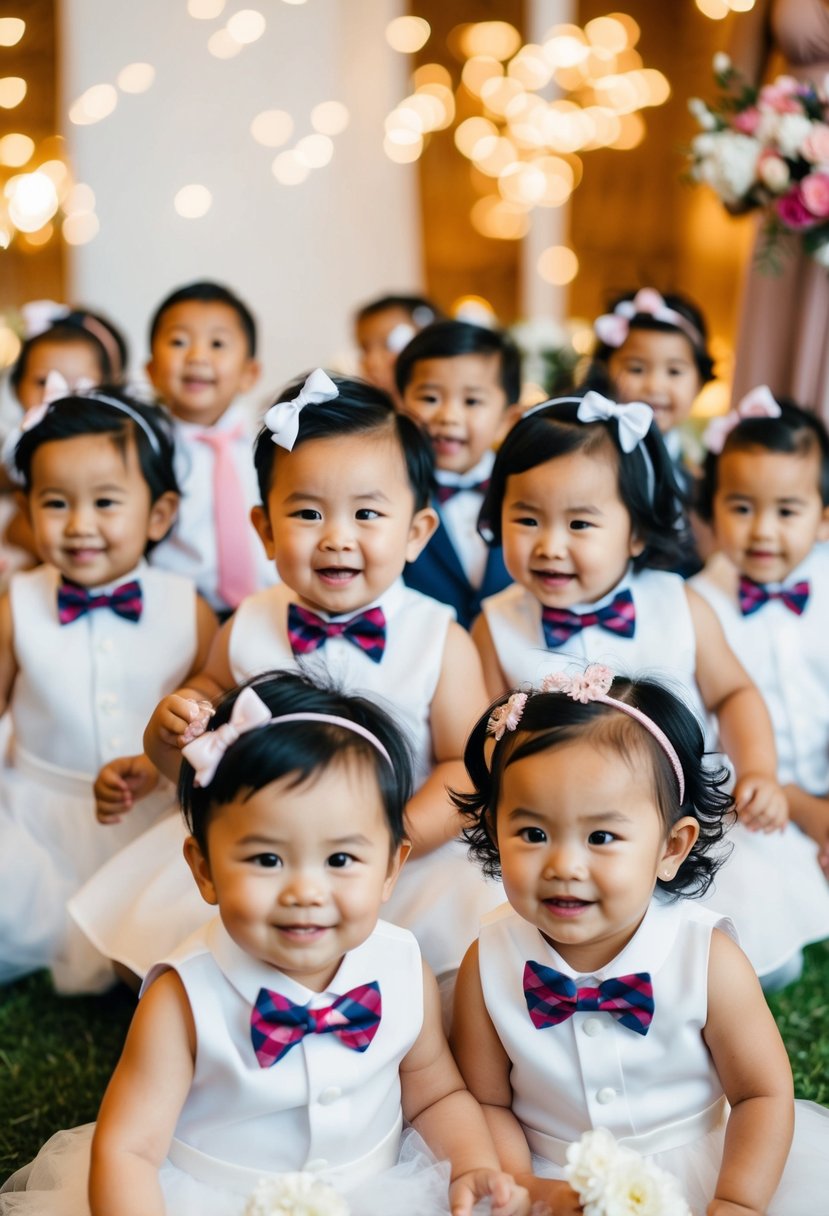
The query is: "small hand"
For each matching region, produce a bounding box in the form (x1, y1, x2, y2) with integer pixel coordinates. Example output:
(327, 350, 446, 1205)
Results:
(733, 774, 788, 833)
(150, 694, 212, 751)
(94, 754, 159, 824)
(449, 1169, 531, 1216)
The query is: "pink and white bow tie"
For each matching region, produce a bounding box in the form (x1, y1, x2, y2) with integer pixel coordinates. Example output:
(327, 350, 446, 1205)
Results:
(251, 981, 382, 1066)
(524, 960, 654, 1036)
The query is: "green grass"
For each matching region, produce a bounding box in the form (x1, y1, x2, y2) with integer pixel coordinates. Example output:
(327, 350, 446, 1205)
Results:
(2, 941, 828, 1181)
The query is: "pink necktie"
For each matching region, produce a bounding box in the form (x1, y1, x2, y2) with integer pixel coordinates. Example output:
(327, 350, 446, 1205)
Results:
(195, 423, 257, 610)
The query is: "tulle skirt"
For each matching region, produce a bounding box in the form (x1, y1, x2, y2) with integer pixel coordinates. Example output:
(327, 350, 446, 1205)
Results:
(0, 1125, 469, 1216)
(532, 1100, 829, 1216)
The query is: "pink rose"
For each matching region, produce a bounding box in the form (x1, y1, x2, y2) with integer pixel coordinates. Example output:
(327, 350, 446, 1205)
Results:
(801, 172, 829, 217)
(759, 79, 802, 113)
(732, 107, 761, 135)
(776, 187, 818, 229)
(801, 123, 829, 165)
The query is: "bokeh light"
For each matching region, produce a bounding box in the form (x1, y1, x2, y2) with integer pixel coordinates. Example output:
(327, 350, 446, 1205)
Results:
(6, 171, 59, 232)
(207, 29, 242, 58)
(0, 19, 25, 47)
(251, 109, 294, 147)
(226, 9, 266, 44)
(188, 0, 225, 17)
(272, 150, 310, 185)
(537, 245, 579, 285)
(174, 184, 213, 218)
(0, 77, 27, 109)
(0, 133, 34, 168)
(69, 84, 118, 125)
(295, 134, 334, 168)
(62, 211, 100, 245)
(117, 63, 155, 93)
(385, 16, 430, 54)
(311, 101, 349, 136)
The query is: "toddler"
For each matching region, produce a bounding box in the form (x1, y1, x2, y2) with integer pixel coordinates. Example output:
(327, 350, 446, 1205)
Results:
(692, 387, 829, 978)
(397, 319, 519, 627)
(73, 372, 500, 989)
(354, 292, 441, 400)
(145, 280, 275, 615)
(2, 672, 528, 1216)
(0, 389, 215, 992)
(452, 667, 828, 1216)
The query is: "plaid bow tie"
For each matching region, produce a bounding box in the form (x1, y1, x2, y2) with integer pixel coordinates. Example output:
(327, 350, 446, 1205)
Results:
(541, 588, 635, 649)
(434, 478, 489, 506)
(287, 603, 386, 664)
(251, 981, 382, 1067)
(524, 960, 654, 1036)
(738, 575, 809, 617)
(57, 578, 143, 625)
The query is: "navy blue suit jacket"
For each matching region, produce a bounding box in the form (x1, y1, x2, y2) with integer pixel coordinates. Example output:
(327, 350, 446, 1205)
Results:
(403, 511, 512, 629)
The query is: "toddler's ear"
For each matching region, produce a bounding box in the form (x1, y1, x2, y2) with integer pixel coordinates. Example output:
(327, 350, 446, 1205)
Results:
(382, 840, 411, 901)
(818, 502, 829, 543)
(147, 491, 179, 543)
(251, 503, 274, 559)
(238, 357, 261, 394)
(405, 505, 439, 562)
(183, 835, 218, 906)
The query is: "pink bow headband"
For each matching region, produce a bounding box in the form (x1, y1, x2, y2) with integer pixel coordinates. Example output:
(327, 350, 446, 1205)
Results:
(594, 288, 704, 351)
(702, 385, 781, 455)
(182, 686, 394, 788)
(487, 664, 685, 804)
(20, 300, 124, 377)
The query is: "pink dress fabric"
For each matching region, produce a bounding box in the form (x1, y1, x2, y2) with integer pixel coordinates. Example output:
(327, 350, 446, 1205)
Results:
(731, 0, 829, 419)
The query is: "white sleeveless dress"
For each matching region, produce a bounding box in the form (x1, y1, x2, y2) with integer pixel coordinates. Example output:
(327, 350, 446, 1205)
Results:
(0, 563, 197, 993)
(478, 899, 829, 1214)
(71, 581, 503, 981)
(0, 918, 454, 1216)
(691, 553, 829, 977)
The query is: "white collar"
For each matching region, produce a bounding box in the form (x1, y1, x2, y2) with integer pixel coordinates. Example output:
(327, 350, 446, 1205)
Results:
(433, 449, 495, 489)
(174, 402, 246, 437)
(532, 898, 681, 983)
(293, 577, 405, 623)
(57, 558, 147, 597)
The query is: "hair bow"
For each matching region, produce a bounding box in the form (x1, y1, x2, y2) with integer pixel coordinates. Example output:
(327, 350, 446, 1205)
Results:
(182, 686, 271, 787)
(264, 368, 339, 451)
(702, 385, 781, 455)
(576, 390, 654, 453)
(20, 299, 70, 340)
(594, 288, 703, 350)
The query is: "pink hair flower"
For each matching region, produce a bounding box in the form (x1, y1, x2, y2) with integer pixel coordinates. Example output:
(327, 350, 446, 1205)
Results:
(540, 665, 614, 703)
(487, 691, 528, 740)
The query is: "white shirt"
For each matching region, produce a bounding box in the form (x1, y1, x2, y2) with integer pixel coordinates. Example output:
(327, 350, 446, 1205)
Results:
(433, 450, 495, 589)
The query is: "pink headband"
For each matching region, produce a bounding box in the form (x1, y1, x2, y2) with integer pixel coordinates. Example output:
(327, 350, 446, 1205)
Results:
(182, 686, 393, 788)
(702, 385, 781, 455)
(20, 299, 124, 377)
(594, 288, 704, 352)
(487, 664, 685, 803)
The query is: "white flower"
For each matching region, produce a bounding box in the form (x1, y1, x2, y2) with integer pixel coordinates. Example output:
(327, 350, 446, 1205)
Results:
(565, 1130, 691, 1216)
(602, 1157, 666, 1215)
(812, 239, 829, 267)
(243, 1173, 349, 1216)
(758, 154, 790, 192)
(693, 131, 761, 204)
(687, 98, 717, 130)
(774, 112, 814, 159)
(565, 1128, 628, 1205)
(712, 51, 731, 74)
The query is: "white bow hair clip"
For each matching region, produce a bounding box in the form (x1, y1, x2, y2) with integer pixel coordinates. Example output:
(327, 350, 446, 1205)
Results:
(20, 299, 71, 340)
(702, 385, 781, 455)
(264, 368, 339, 451)
(576, 390, 654, 454)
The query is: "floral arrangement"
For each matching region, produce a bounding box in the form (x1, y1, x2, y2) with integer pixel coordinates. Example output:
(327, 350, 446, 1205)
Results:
(688, 53, 829, 268)
(243, 1172, 349, 1216)
(564, 1128, 691, 1216)
(510, 318, 583, 400)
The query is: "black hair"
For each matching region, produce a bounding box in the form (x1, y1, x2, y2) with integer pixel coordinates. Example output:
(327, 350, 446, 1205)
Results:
(254, 372, 434, 509)
(12, 309, 129, 391)
(453, 674, 733, 898)
(355, 293, 442, 328)
(179, 670, 413, 855)
(149, 280, 258, 357)
(394, 319, 522, 405)
(14, 388, 180, 550)
(697, 396, 829, 521)
(584, 290, 715, 387)
(479, 394, 688, 571)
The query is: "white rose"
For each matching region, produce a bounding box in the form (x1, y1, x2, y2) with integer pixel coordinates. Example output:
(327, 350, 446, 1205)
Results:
(713, 52, 731, 74)
(602, 1158, 667, 1216)
(775, 112, 814, 158)
(565, 1128, 628, 1205)
(694, 131, 761, 204)
(688, 98, 717, 130)
(243, 1173, 349, 1216)
(758, 154, 790, 192)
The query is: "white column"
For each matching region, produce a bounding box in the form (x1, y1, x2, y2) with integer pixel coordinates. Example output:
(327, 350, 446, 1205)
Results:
(59, 0, 420, 401)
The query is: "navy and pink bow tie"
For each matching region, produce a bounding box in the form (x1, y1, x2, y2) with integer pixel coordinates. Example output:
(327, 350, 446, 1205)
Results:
(287, 603, 386, 664)
(541, 588, 635, 649)
(57, 578, 142, 625)
(738, 575, 809, 618)
(524, 960, 654, 1036)
(251, 981, 382, 1067)
(434, 478, 489, 506)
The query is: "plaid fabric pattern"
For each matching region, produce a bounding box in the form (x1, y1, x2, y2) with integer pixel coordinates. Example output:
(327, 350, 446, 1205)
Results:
(434, 479, 489, 506)
(287, 603, 386, 664)
(57, 578, 143, 625)
(250, 980, 382, 1067)
(523, 960, 654, 1036)
(738, 575, 809, 618)
(541, 588, 636, 649)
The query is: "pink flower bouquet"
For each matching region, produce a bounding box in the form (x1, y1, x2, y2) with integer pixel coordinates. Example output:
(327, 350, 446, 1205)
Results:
(688, 55, 829, 269)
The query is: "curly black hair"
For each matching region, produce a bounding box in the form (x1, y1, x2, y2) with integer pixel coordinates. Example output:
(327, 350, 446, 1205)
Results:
(453, 673, 734, 898)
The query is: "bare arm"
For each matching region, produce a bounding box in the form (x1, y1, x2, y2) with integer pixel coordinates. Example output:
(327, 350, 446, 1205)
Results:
(89, 970, 196, 1216)
(401, 960, 528, 1216)
(451, 943, 581, 1215)
(688, 587, 786, 830)
(704, 929, 794, 1216)
(471, 612, 509, 699)
(406, 622, 489, 859)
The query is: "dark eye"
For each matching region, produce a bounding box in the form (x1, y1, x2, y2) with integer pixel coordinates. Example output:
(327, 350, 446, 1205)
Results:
(251, 853, 281, 868)
(518, 826, 547, 843)
(95, 497, 118, 509)
(169, 336, 187, 347)
(512, 515, 538, 527)
(42, 497, 66, 510)
(465, 396, 485, 408)
(588, 830, 615, 845)
(327, 852, 354, 868)
(211, 339, 227, 349)
(355, 508, 380, 521)
(292, 508, 321, 521)
(569, 519, 594, 531)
